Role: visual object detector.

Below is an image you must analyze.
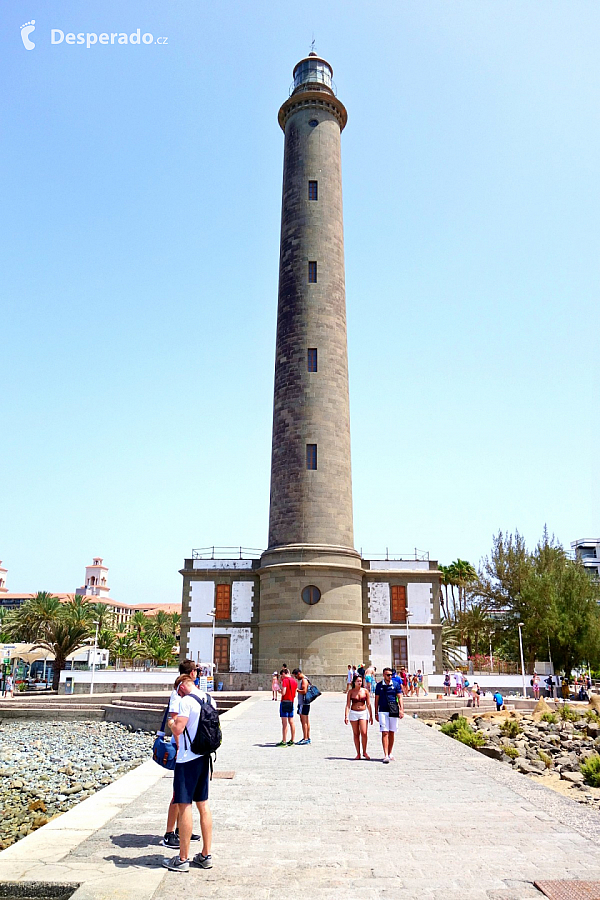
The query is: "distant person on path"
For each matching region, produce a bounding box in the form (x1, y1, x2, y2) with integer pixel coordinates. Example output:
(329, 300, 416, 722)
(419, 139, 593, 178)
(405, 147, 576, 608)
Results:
(345, 673, 373, 759)
(161, 660, 203, 850)
(277, 667, 297, 746)
(161, 674, 217, 872)
(374, 667, 404, 763)
(532, 673, 540, 700)
(443, 671, 451, 696)
(357, 663, 366, 680)
(292, 667, 311, 745)
(545, 675, 555, 699)
(4, 674, 13, 698)
(271, 672, 280, 701)
(493, 690, 503, 711)
(346, 665, 353, 693)
(365, 665, 376, 694)
(472, 682, 480, 708)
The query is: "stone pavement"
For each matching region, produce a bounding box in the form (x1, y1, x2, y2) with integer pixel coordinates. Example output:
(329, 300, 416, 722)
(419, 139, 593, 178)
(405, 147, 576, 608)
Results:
(3, 693, 600, 899)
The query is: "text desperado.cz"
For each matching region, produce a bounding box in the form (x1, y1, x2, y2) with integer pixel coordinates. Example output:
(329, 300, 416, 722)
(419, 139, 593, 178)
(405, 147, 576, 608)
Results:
(51, 30, 167, 48)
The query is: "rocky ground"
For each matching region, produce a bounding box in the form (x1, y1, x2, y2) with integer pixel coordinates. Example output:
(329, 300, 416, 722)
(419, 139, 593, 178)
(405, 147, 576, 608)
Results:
(0, 721, 153, 849)
(431, 704, 600, 810)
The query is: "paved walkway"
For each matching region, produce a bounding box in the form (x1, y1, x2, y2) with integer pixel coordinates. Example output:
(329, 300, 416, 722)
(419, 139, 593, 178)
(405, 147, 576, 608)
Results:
(3, 693, 600, 899)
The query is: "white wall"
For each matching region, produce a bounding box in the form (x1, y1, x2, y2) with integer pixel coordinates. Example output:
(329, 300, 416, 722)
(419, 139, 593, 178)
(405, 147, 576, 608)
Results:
(231, 582, 254, 622)
(409, 628, 435, 673)
(368, 582, 390, 624)
(226, 627, 252, 672)
(186, 625, 253, 672)
(193, 559, 254, 570)
(407, 583, 432, 625)
(369, 628, 390, 673)
(186, 626, 212, 663)
(369, 561, 430, 571)
(190, 581, 215, 623)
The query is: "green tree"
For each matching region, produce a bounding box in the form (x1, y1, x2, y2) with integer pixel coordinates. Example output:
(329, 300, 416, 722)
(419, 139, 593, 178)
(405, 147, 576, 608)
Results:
(129, 610, 149, 643)
(458, 602, 493, 657)
(7, 592, 93, 691)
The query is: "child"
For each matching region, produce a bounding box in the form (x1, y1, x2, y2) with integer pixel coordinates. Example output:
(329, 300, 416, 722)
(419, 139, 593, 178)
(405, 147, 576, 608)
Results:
(493, 690, 503, 711)
(271, 671, 281, 700)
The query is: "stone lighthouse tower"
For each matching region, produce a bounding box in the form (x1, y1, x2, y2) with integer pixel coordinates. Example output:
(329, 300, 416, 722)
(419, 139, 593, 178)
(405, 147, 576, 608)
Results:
(258, 53, 364, 674)
(179, 54, 442, 682)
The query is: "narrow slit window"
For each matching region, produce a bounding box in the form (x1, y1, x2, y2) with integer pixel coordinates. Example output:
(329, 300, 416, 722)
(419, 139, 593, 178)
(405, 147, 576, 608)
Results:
(308, 261, 317, 283)
(306, 443, 317, 470)
(307, 348, 317, 372)
(308, 180, 318, 201)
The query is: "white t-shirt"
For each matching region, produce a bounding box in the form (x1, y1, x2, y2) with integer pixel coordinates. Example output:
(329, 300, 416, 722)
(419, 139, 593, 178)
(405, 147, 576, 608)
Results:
(347, 670, 353, 684)
(168, 689, 180, 715)
(176, 689, 218, 764)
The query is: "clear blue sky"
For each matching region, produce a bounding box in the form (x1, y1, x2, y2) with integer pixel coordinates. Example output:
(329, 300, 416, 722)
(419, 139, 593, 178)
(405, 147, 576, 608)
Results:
(2, 1, 598, 604)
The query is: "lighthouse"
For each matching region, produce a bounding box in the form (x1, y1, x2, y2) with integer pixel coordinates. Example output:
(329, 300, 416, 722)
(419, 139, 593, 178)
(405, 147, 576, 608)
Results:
(257, 53, 364, 673)
(179, 54, 442, 682)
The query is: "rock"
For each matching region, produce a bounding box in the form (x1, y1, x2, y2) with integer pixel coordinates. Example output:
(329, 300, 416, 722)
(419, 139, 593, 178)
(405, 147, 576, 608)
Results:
(516, 760, 538, 775)
(587, 724, 600, 739)
(477, 746, 504, 761)
(561, 771, 585, 784)
(532, 697, 552, 719)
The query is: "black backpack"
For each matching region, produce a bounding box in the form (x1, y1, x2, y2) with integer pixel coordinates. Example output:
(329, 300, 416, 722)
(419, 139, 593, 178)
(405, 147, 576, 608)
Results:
(184, 693, 222, 757)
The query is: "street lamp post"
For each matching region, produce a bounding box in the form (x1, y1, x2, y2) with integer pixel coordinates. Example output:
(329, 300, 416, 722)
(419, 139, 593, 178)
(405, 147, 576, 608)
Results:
(90, 620, 100, 696)
(405, 610, 412, 673)
(207, 609, 216, 685)
(518, 622, 527, 700)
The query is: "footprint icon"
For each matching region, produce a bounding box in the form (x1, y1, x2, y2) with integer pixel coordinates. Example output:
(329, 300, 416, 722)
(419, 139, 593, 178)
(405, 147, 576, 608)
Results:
(20, 20, 36, 50)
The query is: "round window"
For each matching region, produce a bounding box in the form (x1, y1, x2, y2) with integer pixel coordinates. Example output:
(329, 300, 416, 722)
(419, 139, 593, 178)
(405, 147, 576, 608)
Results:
(308, 119, 318, 128)
(302, 585, 321, 605)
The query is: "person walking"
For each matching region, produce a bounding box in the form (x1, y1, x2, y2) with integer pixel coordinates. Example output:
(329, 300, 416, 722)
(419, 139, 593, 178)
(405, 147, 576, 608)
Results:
(364, 665, 375, 694)
(472, 682, 481, 708)
(292, 667, 311, 745)
(374, 667, 404, 763)
(545, 674, 555, 699)
(277, 667, 297, 746)
(443, 671, 451, 696)
(161, 674, 217, 872)
(346, 665, 353, 694)
(344, 673, 373, 759)
(4, 674, 13, 699)
(532, 672, 540, 700)
(271, 671, 281, 701)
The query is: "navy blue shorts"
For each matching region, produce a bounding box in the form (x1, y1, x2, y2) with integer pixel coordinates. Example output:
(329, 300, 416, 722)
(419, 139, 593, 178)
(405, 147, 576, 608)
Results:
(298, 704, 310, 716)
(280, 700, 294, 718)
(172, 755, 210, 804)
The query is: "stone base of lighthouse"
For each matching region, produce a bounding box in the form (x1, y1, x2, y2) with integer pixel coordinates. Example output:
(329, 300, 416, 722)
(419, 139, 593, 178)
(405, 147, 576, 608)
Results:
(257, 544, 364, 675)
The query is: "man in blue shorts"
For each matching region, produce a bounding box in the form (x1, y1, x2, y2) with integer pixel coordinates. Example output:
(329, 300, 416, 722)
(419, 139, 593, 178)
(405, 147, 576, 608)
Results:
(374, 667, 404, 763)
(162, 674, 217, 873)
(277, 667, 297, 746)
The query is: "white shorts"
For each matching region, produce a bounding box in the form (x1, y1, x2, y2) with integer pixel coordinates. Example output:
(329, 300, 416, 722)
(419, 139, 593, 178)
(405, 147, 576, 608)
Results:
(349, 709, 369, 722)
(378, 712, 398, 732)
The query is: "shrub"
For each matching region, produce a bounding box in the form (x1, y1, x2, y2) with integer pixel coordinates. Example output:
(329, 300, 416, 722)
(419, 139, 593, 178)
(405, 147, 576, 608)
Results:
(538, 750, 553, 769)
(440, 717, 486, 749)
(504, 746, 519, 759)
(585, 710, 600, 723)
(581, 754, 600, 787)
(541, 712, 557, 724)
(559, 704, 578, 722)
(501, 719, 522, 739)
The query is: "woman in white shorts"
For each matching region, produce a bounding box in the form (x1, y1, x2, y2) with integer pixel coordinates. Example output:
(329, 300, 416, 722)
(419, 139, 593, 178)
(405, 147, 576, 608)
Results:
(344, 674, 374, 760)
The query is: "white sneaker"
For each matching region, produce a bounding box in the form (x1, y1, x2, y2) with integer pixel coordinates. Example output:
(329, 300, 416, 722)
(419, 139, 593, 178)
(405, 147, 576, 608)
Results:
(388, 754, 395, 761)
(383, 756, 390, 764)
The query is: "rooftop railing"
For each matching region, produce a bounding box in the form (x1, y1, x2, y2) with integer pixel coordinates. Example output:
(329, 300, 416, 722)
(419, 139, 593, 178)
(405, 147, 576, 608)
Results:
(192, 547, 263, 560)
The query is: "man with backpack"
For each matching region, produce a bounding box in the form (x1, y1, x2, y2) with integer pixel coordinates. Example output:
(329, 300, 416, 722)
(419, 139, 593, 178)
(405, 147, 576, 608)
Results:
(161, 674, 220, 873)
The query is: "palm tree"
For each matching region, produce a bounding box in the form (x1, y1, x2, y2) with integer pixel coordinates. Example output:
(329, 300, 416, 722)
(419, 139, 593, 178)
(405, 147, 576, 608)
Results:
(448, 559, 478, 617)
(129, 610, 149, 643)
(148, 610, 174, 641)
(441, 620, 464, 669)
(439, 565, 453, 621)
(170, 612, 181, 640)
(114, 634, 134, 668)
(32, 618, 93, 691)
(9, 592, 62, 641)
(90, 603, 114, 631)
(458, 603, 493, 657)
